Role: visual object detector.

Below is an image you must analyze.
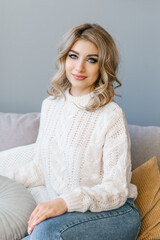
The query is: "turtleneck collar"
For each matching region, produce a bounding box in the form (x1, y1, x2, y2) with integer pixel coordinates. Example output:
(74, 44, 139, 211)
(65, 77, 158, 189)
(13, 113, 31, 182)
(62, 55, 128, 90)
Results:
(65, 89, 94, 108)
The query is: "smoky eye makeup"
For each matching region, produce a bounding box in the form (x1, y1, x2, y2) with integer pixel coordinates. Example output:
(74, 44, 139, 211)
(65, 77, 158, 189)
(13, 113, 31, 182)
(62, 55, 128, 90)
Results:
(68, 50, 78, 59)
(87, 57, 98, 63)
(68, 50, 98, 63)
(68, 54, 77, 59)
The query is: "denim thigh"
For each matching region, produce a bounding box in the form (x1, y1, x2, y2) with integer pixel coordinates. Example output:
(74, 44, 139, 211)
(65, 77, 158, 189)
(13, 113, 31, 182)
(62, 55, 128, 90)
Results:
(22, 198, 141, 240)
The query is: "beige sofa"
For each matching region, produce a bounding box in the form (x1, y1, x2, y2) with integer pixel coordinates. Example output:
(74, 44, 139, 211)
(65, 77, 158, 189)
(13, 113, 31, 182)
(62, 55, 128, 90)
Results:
(0, 111, 160, 240)
(0, 112, 159, 170)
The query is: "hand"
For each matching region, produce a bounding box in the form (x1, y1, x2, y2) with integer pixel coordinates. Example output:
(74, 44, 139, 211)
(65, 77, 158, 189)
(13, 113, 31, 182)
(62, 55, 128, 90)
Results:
(27, 198, 68, 235)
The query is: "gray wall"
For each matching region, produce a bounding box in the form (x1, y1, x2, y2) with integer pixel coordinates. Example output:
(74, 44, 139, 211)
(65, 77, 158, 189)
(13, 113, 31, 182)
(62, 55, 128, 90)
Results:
(0, 0, 160, 126)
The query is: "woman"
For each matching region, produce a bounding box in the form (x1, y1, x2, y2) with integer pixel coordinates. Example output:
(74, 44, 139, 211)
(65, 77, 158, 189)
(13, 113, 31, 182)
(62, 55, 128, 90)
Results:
(16, 23, 141, 239)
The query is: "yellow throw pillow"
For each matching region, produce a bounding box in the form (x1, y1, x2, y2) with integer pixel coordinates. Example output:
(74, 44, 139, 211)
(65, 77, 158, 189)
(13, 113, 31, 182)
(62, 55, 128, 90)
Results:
(131, 156, 160, 240)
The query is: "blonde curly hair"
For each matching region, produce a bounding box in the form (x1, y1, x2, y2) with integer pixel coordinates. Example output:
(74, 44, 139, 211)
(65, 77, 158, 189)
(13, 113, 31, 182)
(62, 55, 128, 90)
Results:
(47, 23, 121, 111)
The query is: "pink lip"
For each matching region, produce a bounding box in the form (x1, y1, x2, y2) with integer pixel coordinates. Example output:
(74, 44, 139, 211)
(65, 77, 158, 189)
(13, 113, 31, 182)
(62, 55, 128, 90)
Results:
(72, 74, 87, 80)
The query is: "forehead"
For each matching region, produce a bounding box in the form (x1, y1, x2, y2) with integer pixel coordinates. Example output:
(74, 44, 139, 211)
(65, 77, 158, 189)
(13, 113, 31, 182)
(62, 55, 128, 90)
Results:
(70, 39, 98, 55)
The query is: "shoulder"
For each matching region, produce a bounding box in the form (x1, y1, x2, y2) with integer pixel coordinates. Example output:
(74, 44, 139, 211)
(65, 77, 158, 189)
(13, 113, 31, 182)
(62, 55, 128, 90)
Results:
(102, 101, 124, 119)
(100, 102, 130, 142)
(40, 96, 66, 118)
(41, 96, 53, 105)
(40, 97, 52, 111)
(99, 101, 129, 132)
(41, 96, 63, 109)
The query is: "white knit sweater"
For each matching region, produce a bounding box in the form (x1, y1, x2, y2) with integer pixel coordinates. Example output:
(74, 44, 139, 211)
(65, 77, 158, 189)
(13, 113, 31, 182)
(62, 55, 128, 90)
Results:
(1, 90, 137, 212)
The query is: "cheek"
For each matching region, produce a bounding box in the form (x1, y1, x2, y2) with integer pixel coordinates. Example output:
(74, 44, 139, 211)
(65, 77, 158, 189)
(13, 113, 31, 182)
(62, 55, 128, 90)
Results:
(65, 59, 73, 73)
(92, 66, 99, 79)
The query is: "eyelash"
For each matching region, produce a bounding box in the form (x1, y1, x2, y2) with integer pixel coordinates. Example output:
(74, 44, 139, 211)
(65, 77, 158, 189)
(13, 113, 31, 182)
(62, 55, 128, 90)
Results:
(68, 54, 98, 64)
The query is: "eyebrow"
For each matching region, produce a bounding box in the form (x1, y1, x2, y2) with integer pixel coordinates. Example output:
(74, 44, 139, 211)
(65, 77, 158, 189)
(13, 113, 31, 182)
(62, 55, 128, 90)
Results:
(69, 50, 98, 57)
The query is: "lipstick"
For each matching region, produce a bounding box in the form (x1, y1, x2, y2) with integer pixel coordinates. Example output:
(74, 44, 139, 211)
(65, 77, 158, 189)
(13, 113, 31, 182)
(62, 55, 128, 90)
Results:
(72, 74, 87, 80)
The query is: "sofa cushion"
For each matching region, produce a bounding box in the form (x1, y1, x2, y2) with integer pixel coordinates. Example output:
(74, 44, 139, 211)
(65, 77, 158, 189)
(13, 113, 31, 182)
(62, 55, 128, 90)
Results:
(0, 175, 36, 240)
(131, 156, 160, 240)
(0, 112, 40, 151)
(128, 125, 160, 170)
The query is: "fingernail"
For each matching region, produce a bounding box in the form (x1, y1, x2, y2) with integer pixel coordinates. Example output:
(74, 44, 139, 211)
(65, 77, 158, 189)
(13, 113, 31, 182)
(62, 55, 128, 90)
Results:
(28, 227, 31, 235)
(33, 222, 36, 226)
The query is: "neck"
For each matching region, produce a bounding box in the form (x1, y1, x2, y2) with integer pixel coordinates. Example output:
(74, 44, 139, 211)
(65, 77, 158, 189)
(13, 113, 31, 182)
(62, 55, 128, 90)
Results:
(66, 88, 94, 108)
(70, 86, 94, 97)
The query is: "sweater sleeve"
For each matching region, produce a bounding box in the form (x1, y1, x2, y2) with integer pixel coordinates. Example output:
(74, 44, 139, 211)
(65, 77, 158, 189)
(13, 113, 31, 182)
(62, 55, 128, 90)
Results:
(60, 108, 132, 212)
(0, 99, 48, 188)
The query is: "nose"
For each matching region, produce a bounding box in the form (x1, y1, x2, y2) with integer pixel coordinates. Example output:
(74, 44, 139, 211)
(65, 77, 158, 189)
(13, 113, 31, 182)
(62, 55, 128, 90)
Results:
(75, 59, 85, 73)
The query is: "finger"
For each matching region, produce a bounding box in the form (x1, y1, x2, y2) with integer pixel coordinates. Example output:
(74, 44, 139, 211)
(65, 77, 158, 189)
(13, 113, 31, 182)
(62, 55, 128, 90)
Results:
(28, 209, 42, 234)
(32, 207, 53, 225)
(32, 212, 50, 226)
(27, 226, 33, 235)
(28, 218, 37, 235)
(28, 205, 40, 223)
(28, 210, 50, 235)
(29, 208, 47, 227)
(29, 206, 39, 220)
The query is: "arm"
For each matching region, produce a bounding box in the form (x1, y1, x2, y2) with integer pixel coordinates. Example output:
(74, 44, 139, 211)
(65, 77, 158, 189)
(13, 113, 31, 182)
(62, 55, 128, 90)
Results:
(60, 108, 132, 212)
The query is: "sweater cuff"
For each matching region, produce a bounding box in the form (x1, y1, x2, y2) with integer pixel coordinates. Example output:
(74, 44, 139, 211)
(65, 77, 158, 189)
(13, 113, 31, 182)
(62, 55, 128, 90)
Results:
(60, 193, 83, 212)
(60, 190, 90, 212)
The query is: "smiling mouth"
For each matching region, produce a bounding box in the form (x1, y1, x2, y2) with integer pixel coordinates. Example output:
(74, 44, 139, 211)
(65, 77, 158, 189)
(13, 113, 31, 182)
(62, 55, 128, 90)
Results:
(72, 74, 87, 80)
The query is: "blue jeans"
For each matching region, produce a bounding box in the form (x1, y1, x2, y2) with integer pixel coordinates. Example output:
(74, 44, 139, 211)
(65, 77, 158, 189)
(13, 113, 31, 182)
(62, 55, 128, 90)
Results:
(22, 198, 141, 240)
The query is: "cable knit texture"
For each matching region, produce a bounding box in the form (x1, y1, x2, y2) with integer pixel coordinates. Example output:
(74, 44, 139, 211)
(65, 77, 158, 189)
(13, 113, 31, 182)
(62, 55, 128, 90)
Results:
(0, 90, 137, 212)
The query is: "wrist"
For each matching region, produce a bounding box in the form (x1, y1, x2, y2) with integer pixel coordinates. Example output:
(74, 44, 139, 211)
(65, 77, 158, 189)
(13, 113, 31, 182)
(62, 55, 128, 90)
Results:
(58, 198, 68, 212)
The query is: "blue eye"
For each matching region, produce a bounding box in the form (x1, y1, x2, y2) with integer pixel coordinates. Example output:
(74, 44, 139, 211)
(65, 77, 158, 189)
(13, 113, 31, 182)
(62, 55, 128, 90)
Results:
(87, 58, 98, 63)
(69, 54, 77, 59)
